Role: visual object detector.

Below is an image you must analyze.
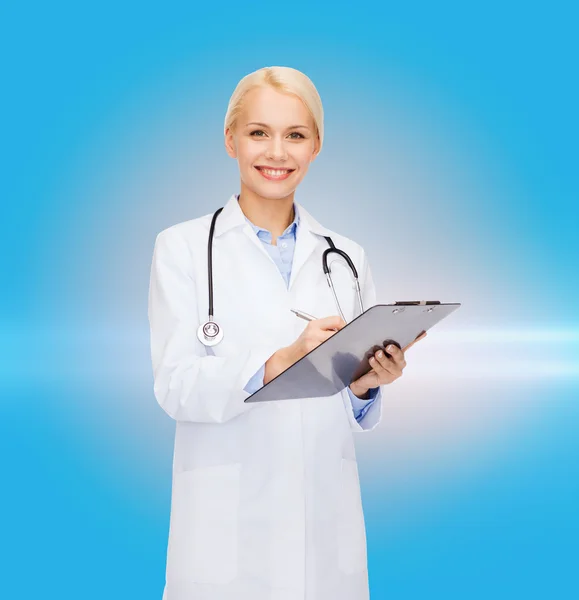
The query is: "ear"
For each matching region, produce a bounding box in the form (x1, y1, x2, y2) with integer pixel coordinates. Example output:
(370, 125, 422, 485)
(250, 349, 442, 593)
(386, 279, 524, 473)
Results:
(310, 136, 321, 163)
(224, 127, 237, 159)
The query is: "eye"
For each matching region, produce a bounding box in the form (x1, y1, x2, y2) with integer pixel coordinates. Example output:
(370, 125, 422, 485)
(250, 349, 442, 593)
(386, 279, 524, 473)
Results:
(289, 132, 305, 139)
(250, 130, 266, 137)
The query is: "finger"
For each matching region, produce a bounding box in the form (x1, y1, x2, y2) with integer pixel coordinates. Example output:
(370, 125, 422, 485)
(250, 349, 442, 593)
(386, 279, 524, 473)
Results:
(371, 349, 402, 377)
(368, 355, 388, 377)
(384, 344, 407, 369)
(402, 331, 427, 352)
(369, 355, 398, 379)
(319, 324, 346, 344)
(318, 315, 346, 331)
(320, 329, 337, 343)
(412, 331, 427, 344)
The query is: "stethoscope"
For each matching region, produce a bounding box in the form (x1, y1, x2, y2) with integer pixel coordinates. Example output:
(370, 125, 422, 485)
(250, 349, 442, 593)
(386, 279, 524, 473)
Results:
(197, 206, 365, 347)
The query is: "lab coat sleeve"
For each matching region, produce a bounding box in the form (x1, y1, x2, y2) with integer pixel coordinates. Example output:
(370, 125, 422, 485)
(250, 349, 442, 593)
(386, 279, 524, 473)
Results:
(340, 249, 385, 432)
(148, 229, 282, 424)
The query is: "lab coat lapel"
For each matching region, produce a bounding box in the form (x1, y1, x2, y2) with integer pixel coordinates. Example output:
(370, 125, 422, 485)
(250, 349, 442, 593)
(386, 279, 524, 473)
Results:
(289, 201, 333, 291)
(214, 194, 278, 269)
(288, 219, 318, 291)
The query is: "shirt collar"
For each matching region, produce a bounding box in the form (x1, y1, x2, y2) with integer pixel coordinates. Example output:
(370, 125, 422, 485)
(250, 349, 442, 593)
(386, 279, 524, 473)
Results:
(237, 194, 300, 238)
(212, 193, 332, 239)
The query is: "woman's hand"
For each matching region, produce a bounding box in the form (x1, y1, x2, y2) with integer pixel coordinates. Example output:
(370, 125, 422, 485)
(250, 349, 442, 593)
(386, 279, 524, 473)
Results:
(265, 316, 346, 383)
(349, 331, 427, 397)
(289, 315, 346, 362)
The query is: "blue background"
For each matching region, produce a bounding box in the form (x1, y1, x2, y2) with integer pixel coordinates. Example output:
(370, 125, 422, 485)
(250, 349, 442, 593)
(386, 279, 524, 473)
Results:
(2, 1, 578, 598)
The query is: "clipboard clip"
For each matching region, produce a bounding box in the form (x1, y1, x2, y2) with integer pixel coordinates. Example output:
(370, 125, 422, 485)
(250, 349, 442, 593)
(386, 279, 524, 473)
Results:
(393, 300, 441, 305)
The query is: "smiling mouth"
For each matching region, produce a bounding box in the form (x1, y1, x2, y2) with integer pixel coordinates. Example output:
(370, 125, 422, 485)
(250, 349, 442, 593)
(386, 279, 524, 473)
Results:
(254, 166, 295, 180)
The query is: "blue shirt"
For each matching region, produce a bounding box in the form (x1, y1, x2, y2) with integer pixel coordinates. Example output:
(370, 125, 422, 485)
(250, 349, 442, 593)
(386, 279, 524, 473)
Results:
(240, 197, 379, 423)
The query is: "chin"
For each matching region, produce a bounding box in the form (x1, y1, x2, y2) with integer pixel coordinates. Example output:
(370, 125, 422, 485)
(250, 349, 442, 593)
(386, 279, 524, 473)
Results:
(247, 179, 299, 200)
(262, 188, 297, 201)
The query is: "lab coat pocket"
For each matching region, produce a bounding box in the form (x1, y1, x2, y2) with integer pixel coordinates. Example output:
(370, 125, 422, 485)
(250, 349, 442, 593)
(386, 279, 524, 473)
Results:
(337, 458, 368, 574)
(167, 463, 241, 585)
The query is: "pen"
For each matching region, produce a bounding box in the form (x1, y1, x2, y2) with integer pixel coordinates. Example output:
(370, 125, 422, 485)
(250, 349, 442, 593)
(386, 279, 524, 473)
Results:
(290, 308, 341, 332)
(290, 308, 318, 322)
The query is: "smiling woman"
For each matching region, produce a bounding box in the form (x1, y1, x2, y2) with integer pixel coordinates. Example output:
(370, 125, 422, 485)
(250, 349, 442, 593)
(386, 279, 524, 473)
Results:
(224, 73, 323, 201)
(148, 66, 413, 600)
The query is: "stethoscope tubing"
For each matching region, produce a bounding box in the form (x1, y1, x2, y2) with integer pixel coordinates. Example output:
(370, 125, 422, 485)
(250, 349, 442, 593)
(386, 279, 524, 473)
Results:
(207, 207, 224, 319)
(198, 206, 363, 346)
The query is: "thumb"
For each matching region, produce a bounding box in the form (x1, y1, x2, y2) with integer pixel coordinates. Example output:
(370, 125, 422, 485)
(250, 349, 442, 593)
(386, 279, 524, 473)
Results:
(403, 330, 427, 352)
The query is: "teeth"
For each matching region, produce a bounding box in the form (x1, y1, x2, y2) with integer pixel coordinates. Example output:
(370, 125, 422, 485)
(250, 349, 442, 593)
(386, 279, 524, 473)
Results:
(260, 168, 290, 176)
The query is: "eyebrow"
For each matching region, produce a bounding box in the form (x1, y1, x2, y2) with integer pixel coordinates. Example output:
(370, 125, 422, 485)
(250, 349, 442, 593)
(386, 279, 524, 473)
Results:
(245, 122, 310, 130)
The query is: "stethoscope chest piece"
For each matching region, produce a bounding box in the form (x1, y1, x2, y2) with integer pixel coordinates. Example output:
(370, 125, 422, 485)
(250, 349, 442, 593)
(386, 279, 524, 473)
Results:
(197, 320, 223, 346)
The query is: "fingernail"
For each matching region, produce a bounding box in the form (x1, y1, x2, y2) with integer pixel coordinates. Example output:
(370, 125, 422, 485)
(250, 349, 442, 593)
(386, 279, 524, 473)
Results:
(387, 345, 395, 353)
(377, 351, 383, 358)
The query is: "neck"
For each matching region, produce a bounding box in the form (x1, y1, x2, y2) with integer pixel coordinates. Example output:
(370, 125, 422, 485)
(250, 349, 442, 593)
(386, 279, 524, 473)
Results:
(238, 183, 296, 243)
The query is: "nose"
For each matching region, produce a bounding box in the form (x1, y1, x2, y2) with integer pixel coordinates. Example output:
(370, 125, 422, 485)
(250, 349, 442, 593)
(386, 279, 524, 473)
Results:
(265, 135, 288, 161)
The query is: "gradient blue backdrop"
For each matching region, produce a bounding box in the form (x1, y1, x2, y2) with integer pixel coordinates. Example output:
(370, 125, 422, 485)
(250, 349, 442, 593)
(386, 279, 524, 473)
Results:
(2, 2, 578, 598)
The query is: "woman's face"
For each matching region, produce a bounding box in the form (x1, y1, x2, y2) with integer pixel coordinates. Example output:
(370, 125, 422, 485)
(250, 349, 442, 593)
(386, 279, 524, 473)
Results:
(225, 85, 320, 201)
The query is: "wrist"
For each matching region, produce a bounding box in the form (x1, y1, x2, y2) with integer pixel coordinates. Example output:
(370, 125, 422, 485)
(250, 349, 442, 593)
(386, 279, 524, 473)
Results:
(350, 382, 371, 399)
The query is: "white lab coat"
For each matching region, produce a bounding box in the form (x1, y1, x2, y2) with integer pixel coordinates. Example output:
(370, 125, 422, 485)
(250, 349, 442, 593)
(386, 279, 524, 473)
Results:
(148, 193, 386, 600)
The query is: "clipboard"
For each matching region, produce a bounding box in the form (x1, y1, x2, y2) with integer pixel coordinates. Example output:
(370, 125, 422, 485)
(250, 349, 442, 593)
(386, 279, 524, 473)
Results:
(244, 301, 461, 403)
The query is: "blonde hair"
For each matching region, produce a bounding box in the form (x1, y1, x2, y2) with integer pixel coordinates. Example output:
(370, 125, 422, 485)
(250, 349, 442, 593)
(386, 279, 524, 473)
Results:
(224, 66, 324, 153)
